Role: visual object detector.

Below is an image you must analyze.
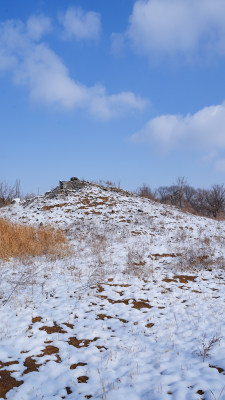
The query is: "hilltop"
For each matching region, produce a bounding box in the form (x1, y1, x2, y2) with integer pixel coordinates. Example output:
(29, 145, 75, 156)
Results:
(0, 178, 225, 400)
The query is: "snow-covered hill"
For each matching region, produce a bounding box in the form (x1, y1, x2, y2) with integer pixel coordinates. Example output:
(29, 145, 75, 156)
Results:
(0, 180, 225, 400)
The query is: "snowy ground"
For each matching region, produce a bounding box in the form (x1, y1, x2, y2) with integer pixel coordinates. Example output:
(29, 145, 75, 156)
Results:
(0, 182, 225, 400)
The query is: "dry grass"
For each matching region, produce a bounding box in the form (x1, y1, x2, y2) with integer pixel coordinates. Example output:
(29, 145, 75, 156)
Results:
(0, 218, 70, 261)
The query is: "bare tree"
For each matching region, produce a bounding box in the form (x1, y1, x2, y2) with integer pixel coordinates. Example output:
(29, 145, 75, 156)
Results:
(205, 184, 225, 218)
(0, 180, 22, 207)
(137, 184, 155, 200)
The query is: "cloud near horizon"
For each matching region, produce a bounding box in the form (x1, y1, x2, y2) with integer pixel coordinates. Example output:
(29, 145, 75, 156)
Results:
(126, 0, 225, 60)
(0, 14, 147, 119)
(131, 103, 225, 153)
(59, 7, 101, 41)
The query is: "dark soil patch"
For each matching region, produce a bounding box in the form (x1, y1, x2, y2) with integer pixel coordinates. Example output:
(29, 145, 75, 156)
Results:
(42, 203, 68, 210)
(23, 357, 41, 374)
(63, 322, 74, 329)
(146, 323, 154, 328)
(97, 314, 113, 320)
(66, 387, 72, 394)
(38, 345, 61, 363)
(32, 316, 42, 323)
(173, 275, 197, 283)
(209, 365, 225, 374)
(39, 322, 66, 334)
(0, 369, 23, 399)
(77, 376, 89, 383)
(132, 299, 152, 310)
(70, 362, 87, 370)
(68, 337, 99, 348)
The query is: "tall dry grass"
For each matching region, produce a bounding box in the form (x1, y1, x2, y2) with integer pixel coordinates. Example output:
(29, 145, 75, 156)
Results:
(0, 218, 70, 260)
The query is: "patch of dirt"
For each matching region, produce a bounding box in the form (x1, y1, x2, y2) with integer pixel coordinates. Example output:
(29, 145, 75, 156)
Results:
(97, 314, 113, 320)
(68, 337, 99, 348)
(99, 296, 152, 310)
(63, 322, 74, 329)
(0, 369, 23, 399)
(152, 253, 181, 258)
(209, 365, 225, 374)
(145, 323, 154, 328)
(173, 275, 197, 283)
(0, 361, 19, 368)
(118, 318, 128, 323)
(23, 356, 41, 374)
(163, 278, 177, 283)
(77, 376, 89, 383)
(96, 345, 108, 351)
(32, 316, 42, 323)
(38, 345, 61, 363)
(42, 203, 68, 211)
(132, 299, 152, 310)
(70, 362, 87, 370)
(39, 322, 67, 334)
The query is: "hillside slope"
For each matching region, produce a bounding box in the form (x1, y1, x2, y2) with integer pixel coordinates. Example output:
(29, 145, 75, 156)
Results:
(0, 180, 225, 400)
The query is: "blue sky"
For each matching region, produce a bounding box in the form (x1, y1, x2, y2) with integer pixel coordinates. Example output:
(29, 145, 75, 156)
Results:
(1, 0, 225, 195)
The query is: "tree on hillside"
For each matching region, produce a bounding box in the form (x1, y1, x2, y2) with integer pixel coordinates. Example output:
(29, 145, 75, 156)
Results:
(205, 184, 225, 218)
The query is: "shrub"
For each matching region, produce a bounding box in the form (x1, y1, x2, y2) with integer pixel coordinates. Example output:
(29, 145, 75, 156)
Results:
(0, 180, 22, 207)
(0, 218, 70, 261)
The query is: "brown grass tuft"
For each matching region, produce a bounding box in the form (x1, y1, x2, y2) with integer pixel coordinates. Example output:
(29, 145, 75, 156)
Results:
(0, 218, 70, 261)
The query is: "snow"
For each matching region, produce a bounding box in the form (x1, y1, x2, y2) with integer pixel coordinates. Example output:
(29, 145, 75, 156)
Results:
(0, 182, 225, 399)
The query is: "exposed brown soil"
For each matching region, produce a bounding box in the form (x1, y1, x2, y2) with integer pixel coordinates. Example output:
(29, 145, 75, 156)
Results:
(146, 323, 154, 328)
(38, 345, 61, 363)
(99, 295, 151, 310)
(97, 314, 113, 320)
(70, 362, 87, 370)
(77, 376, 89, 383)
(63, 322, 74, 329)
(163, 275, 197, 284)
(152, 253, 181, 258)
(163, 278, 177, 283)
(68, 337, 99, 348)
(39, 322, 67, 334)
(209, 365, 225, 374)
(0, 369, 23, 399)
(42, 203, 68, 210)
(0, 361, 19, 368)
(173, 275, 197, 283)
(118, 318, 128, 323)
(132, 299, 152, 310)
(32, 316, 42, 323)
(196, 389, 204, 395)
(96, 346, 108, 351)
(66, 387, 72, 394)
(23, 356, 41, 374)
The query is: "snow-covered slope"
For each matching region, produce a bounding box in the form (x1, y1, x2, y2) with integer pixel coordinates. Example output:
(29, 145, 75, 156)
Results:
(0, 181, 225, 400)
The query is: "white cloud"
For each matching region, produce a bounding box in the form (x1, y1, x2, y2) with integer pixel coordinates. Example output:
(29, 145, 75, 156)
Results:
(131, 103, 225, 151)
(59, 7, 101, 41)
(0, 16, 147, 118)
(127, 0, 225, 59)
(26, 15, 52, 40)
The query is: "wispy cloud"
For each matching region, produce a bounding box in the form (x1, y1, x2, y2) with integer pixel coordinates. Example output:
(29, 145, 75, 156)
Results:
(126, 0, 225, 60)
(0, 15, 147, 119)
(59, 7, 101, 41)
